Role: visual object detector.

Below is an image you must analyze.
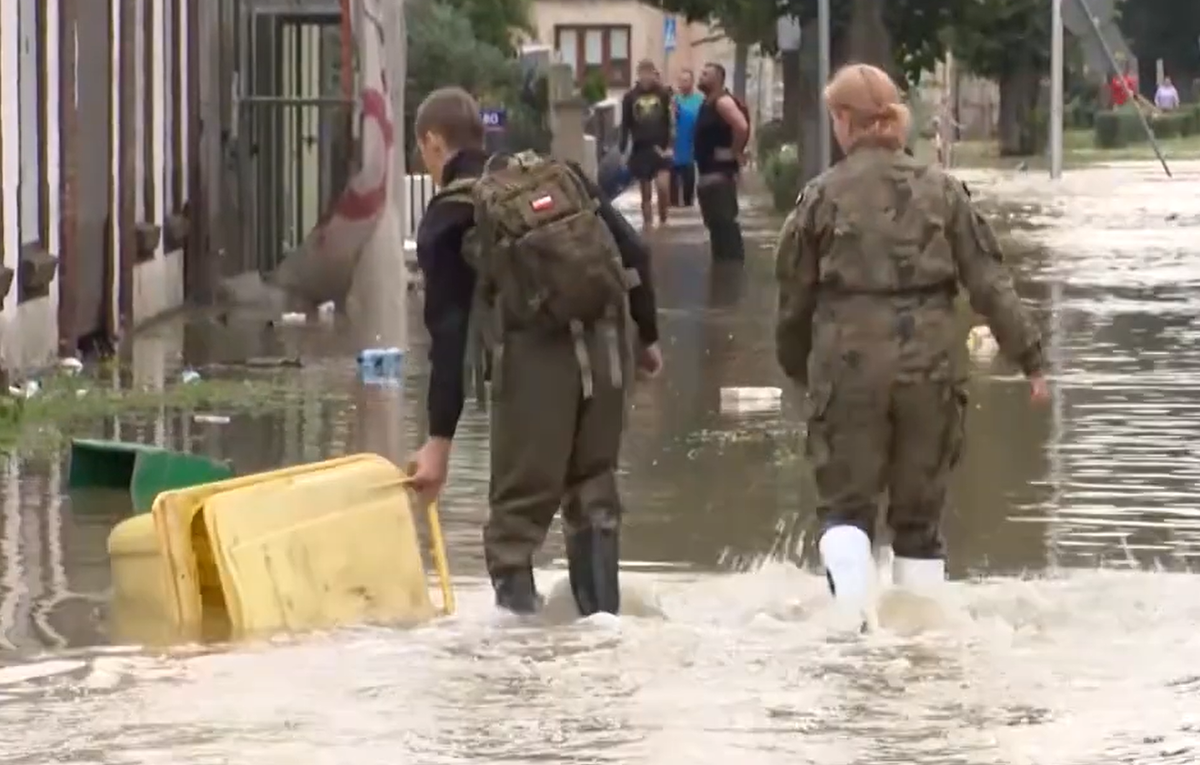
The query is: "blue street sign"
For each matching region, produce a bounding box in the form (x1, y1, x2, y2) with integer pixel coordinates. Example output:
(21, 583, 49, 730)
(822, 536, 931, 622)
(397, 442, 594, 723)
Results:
(664, 17, 677, 53)
(480, 107, 507, 131)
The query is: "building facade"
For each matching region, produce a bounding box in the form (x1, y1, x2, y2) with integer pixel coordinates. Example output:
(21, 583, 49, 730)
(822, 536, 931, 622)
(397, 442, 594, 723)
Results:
(530, 0, 732, 99)
(0, 0, 197, 373)
(528, 0, 779, 130)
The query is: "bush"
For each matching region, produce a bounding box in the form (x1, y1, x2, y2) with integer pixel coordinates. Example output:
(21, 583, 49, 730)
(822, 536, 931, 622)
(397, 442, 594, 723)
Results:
(1178, 109, 1196, 136)
(1093, 110, 1124, 148)
(1066, 96, 1096, 130)
(1091, 102, 1199, 149)
(580, 69, 608, 105)
(504, 102, 551, 154)
(1025, 107, 1048, 156)
(1152, 112, 1183, 138)
(762, 144, 802, 214)
(1093, 108, 1145, 148)
(755, 119, 787, 166)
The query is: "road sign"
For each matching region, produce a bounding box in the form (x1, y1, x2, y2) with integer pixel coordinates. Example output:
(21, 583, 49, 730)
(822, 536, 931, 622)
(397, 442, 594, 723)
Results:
(777, 16, 802, 52)
(480, 107, 507, 131)
(664, 17, 677, 53)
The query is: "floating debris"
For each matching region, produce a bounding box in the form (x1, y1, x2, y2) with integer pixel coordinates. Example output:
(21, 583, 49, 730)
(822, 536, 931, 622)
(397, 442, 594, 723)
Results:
(242, 356, 303, 369)
(719, 386, 782, 415)
(193, 414, 232, 425)
(8, 381, 40, 399)
(967, 325, 999, 360)
(358, 347, 404, 384)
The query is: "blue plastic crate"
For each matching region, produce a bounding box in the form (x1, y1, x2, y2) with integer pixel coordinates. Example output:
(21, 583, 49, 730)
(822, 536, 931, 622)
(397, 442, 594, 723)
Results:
(357, 347, 404, 384)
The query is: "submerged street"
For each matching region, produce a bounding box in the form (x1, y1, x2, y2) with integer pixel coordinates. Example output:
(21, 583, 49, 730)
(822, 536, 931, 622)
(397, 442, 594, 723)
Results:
(0, 163, 1199, 763)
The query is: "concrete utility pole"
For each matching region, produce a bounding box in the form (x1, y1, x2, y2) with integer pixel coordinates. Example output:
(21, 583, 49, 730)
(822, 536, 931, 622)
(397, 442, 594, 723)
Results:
(1050, 0, 1064, 179)
(817, 0, 831, 171)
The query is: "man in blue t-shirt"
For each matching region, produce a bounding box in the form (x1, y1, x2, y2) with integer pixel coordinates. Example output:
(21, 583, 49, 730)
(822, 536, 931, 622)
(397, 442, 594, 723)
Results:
(670, 68, 704, 207)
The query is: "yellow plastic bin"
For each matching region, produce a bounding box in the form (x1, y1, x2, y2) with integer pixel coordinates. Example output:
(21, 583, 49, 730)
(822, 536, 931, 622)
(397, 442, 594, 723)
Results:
(107, 453, 454, 646)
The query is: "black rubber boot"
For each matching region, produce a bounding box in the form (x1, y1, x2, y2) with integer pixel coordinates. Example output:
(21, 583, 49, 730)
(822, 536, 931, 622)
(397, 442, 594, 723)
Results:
(565, 524, 621, 617)
(492, 568, 542, 615)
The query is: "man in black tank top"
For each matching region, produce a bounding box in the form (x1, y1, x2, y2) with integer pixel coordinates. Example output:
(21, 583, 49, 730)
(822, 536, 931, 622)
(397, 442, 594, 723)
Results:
(694, 63, 749, 262)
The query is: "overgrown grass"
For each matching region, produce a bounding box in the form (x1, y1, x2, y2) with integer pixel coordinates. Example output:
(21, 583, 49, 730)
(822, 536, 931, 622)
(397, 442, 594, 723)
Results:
(930, 129, 1200, 170)
(0, 368, 346, 456)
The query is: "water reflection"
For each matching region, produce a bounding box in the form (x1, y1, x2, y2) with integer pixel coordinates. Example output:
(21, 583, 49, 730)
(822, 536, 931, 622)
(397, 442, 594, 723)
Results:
(959, 162, 1200, 567)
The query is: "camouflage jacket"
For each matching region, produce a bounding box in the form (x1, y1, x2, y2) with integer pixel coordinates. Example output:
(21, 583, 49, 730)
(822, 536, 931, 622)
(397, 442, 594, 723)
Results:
(773, 145, 1044, 386)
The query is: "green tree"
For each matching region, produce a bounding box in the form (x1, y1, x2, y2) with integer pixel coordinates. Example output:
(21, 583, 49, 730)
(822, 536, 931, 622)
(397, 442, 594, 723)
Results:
(405, 0, 523, 153)
(1118, 0, 1200, 97)
(438, 0, 533, 58)
(677, 0, 779, 98)
(948, 0, 1049, 156)
(663, 0, 960, 88)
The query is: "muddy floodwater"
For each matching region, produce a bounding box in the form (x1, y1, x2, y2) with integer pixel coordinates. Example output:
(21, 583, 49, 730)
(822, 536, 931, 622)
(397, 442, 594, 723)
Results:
(2, 164, 1200, 763)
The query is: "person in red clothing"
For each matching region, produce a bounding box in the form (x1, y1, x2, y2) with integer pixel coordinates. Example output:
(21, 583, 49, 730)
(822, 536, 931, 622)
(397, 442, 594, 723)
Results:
(1109, 59, 1138, 107)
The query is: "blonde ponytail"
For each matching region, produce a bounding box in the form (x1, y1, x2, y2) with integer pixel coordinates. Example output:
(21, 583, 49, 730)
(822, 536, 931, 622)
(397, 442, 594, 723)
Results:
(824, 64, 909, 149)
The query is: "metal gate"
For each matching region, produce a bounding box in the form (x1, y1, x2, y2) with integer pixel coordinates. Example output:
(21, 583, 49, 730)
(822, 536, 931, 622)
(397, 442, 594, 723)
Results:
(234, 0, 353, 276)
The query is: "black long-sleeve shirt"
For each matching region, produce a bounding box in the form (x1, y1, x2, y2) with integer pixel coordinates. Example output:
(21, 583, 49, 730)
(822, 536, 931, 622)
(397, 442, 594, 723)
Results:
(620, 84, 674, 152)
(416, 149, 660, 440)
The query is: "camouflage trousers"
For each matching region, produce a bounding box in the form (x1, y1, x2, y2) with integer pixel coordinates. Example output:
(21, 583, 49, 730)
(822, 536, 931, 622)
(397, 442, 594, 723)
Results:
(483, 319, 631, 577)
(806, 375, 968, 559)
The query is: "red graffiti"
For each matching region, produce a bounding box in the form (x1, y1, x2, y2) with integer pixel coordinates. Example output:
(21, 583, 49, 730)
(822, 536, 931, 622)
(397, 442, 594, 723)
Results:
(318, 87, 395, 228)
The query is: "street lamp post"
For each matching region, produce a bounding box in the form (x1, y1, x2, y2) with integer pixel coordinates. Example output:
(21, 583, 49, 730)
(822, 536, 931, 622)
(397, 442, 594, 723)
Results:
(1050, 0, 1064, 179)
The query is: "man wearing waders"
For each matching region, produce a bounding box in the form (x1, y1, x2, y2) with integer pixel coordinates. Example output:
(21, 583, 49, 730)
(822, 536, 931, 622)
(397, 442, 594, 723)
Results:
(774, 64, 1049, 628)
(407, 87, 663, 616)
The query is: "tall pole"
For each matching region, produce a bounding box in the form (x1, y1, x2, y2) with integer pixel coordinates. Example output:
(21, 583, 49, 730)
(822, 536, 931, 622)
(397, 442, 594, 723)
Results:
(1072, 0, 1170, 177)
(817, 0, 831, 171)
(1050, 0, 1064, 179)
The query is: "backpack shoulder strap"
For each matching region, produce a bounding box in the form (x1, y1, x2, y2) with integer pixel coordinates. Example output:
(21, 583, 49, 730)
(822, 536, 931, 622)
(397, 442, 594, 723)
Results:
(429, 177, 478, 206)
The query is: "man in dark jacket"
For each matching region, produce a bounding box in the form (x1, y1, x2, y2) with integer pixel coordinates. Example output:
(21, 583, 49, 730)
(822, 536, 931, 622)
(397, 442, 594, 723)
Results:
(620, 60, 674, 230)
(407, 87, 663, 617)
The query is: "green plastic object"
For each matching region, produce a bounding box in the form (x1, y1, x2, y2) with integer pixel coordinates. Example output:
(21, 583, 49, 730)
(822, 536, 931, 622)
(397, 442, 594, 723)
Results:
(67, 439, 235, 514)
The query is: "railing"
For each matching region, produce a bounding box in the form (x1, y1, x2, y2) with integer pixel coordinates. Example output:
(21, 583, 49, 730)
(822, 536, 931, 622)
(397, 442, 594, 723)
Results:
(404, 174, 436, 242)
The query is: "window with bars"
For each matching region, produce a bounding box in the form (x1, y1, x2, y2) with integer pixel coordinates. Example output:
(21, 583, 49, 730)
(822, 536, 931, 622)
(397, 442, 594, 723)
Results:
(553, 25, 631, 90)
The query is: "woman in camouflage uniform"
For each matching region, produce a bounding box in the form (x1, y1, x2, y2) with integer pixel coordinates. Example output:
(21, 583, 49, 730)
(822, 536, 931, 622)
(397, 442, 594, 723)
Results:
(773, 64, 1050, 625)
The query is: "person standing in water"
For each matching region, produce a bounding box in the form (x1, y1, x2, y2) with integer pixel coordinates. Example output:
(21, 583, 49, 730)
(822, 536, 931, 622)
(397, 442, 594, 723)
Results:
(694, 62, 749, 262)
(773, 64, 1050, 627)
(620, 60, 674, 229)
(669, 69, 704, 208)
(407, 87, 663, 617)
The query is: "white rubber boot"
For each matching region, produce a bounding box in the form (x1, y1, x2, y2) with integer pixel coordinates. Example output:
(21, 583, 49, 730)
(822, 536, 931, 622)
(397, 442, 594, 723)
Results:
(892, 557, 946, 594)
(818, 526, 877, 625)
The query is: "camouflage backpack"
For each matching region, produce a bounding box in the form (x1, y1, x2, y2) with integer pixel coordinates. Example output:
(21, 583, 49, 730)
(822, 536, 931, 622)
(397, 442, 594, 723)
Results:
(430, 152, 637, 400)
